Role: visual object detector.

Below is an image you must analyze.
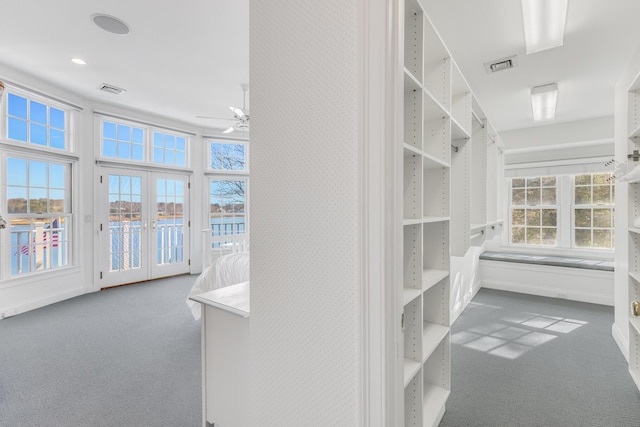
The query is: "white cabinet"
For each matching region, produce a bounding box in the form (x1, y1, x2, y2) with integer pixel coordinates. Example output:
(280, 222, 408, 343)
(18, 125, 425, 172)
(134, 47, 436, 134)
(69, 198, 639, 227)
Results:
(190, 283, 250, 427)
(401, 2, 451, 425)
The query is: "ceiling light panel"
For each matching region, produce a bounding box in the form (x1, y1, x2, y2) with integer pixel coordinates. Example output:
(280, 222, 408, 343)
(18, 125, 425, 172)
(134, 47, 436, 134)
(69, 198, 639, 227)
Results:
(531, 83, 558, 121)
(521, 0, 568, 54)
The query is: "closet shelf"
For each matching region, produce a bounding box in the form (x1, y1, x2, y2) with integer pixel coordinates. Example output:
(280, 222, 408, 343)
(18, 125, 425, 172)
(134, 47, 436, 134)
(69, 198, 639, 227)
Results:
(423, 216, 450, 224)
(404, 67, 422, 89)
(629, 271, 640, 283)
(451, 117, 470, 140)
(403, 288, 422, 306)
(422, 385, 450, 427)
(470, 223, 485, 233)
(423, 269, 449, 292)
(631, 317, 640, 335)
(424, 89, 449, 121)
(627, 177, 640, 185)
(422, 323, 449, 363)
(403, 358, 421, 387)
(423, 152, 450, 169)
(403, 218, 423, 226)
(404, 143, 422, 157)
(630, 227, 640, 235)
(629, 125, 640, 139)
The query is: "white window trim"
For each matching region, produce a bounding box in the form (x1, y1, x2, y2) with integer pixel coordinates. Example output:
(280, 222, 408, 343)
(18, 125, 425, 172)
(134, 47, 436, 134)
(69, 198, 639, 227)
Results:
(504, 173, 615, 258)
(1, 85, 78, 153)
(96, 113, 193, 168)
(508, 177, 560, 247)
(205, 138, 250, 174)
(0, 150, 77, 281)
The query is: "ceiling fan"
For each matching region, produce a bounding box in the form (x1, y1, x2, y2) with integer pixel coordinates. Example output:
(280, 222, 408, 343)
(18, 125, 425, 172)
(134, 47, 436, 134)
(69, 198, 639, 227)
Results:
(197, 83, 249, 134)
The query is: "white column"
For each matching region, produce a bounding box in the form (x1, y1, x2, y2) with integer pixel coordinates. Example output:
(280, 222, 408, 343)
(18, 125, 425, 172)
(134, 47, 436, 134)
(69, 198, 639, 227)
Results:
(250, 1, 399, 426)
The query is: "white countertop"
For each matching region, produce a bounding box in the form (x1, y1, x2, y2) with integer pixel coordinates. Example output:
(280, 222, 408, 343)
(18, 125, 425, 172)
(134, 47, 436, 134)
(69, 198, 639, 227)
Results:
(189, 281, 250, 318)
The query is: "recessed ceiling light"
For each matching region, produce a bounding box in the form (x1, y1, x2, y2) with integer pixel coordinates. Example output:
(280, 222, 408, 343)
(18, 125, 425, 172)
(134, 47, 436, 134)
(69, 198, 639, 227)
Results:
(72, 58, 86, 65)
(91, 13, 131, 35)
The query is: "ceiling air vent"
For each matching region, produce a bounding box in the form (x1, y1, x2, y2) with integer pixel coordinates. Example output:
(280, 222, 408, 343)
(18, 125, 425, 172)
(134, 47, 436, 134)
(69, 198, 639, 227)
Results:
(484, 55, 518, 74)
(99, 83, 125, 95)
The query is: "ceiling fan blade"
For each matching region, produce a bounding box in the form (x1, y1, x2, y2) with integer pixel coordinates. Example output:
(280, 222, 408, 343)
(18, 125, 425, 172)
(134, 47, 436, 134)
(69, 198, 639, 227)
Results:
(195, 115, 235, 120)
(223, 126, 235, 134)
(229, 106, 245, 118)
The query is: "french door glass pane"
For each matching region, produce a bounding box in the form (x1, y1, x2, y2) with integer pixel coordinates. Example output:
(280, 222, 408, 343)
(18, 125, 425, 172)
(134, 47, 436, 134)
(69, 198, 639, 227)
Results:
(108, 174, 142, 272)
(156, 179, 184, 265)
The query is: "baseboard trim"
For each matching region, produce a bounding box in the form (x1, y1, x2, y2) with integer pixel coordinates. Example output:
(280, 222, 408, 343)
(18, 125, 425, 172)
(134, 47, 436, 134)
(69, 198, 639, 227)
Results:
(480, 279, 613, 306)
(612, 322, 629, 363)
(2, 287, 86, 319)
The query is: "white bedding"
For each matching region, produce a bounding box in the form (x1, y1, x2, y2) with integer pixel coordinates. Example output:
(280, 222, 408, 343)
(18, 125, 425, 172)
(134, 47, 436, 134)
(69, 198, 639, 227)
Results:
(187, 251, 250, 320)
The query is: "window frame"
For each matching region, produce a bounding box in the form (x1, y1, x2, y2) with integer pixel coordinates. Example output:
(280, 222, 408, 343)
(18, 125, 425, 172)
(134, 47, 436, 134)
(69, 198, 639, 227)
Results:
(98, 115, 192, 169)
(509, 176, 559, 247)
(0, 150, 76, 280)
(506, 173, 615, 253)
(571, 173, 615, 250)
(207, 139, 249, 174)
(1, 85, 76, 153)
(204, 137, 250, 259)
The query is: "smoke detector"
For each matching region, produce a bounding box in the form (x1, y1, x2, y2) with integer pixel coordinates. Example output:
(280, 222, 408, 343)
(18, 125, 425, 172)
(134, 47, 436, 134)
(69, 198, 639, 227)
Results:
(484, 55, 518, 74)
(99, 83, 126, 95)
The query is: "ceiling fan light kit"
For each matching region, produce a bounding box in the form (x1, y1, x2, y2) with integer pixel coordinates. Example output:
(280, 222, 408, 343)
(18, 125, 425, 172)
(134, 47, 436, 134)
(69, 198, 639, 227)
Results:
(199, 84, 250, 134)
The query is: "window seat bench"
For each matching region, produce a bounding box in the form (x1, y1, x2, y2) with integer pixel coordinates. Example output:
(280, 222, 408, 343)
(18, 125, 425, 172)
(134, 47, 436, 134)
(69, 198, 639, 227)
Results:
(479, 251, 614, 272)
(478, 250, 614, 305)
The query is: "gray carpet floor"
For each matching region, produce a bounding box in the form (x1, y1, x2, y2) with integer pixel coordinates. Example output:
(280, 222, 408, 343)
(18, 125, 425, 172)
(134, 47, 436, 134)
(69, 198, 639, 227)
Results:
(440, 288, 640, 427)
(0, 274, 201, 427)
(3, 280, 640, 426)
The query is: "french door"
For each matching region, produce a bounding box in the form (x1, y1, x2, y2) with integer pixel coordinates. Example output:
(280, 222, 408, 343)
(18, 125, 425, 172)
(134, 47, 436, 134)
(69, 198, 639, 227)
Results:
(98, 166, 190, 287)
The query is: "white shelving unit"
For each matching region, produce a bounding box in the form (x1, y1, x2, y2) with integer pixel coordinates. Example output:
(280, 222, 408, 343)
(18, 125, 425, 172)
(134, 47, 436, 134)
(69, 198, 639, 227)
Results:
(400, 2, 452, 425)
(470, 109, 487, 247)
(459, 98, 505, 248)
(449, 65, 471, 257)
(627, 76, 640, 390)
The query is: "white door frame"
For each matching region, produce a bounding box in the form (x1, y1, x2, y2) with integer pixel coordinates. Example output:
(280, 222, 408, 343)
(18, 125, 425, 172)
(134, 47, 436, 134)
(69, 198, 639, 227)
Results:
(97, 166, 190, 288)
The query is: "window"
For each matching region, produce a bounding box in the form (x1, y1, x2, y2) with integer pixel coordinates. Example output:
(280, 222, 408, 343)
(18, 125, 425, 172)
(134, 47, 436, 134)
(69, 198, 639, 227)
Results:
(508, 172, 615, 250)
(102, 121, 144, 161)
(205, 138, 249, 254)
(153, 131, 187, 166)
(7, 157, 71, 275)
(573, 173, 615, 249)
(209, 141, 247, 172)
(209, 179, 246, 245)
(7, 92, 66, 150)
(510, 176, 558, 246)
(100, 118, 190, 166)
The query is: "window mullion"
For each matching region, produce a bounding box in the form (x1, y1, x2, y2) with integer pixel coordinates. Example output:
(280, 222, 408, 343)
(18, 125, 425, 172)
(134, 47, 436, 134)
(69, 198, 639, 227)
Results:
(559, 175, 572, 249)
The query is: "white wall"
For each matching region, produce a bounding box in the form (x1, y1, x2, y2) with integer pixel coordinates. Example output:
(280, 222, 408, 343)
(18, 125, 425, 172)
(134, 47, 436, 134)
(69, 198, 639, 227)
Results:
(501, 116, 614, 165)
(249, 1, 364, 425)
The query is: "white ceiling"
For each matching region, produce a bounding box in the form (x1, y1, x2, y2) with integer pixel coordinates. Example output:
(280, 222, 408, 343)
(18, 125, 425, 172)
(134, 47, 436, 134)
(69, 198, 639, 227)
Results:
(0, 0, 249, 132)
(424, 0, 640, 132)
(1, 1, 638, 134)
